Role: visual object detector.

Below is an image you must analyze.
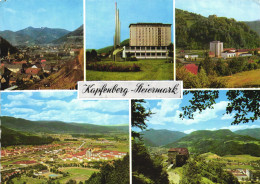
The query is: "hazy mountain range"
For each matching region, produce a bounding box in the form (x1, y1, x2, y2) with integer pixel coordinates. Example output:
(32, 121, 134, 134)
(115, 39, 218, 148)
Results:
(1, 116, 128, 134)
(0, 25, 83, 46)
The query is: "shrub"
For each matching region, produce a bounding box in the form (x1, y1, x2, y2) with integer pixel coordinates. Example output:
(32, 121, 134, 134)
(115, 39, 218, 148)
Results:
(86, 63, 141, 72)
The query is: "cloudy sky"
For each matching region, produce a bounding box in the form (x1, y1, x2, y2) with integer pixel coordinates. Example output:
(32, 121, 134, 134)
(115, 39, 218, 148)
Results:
(139, 90, 260, 134)
(1, 91, 129, 126)
(85, 0, 173, 49)
(0, 0, 83, 31)
(176, 0, 260, 21)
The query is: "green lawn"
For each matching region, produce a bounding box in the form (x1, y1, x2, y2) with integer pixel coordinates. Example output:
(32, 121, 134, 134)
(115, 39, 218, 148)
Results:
(58, 167, 98, 183)
(86, 59, 173, 80)
(11, 176, 47, 184)
(219, 69, 260, 88)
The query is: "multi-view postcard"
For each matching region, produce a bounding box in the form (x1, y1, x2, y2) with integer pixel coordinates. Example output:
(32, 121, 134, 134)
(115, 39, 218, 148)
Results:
(1, 0, 260, 184)
(176, 0, 260, 88)
(1, 91, 130, 183)
(85, 0, 174, 81)
(0, 0, 83, 90)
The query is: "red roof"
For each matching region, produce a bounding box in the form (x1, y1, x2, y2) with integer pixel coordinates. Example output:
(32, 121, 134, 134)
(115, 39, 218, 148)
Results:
(41, 60, 46, 63)
(25, 68, 41, 75)
(184, 64, 198, 75)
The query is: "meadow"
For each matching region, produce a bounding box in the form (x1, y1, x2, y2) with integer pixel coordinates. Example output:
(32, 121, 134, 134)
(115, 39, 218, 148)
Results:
(219, 69, 260, 88)
(86, 59, 173, 81)
(58, 167, 98, 183)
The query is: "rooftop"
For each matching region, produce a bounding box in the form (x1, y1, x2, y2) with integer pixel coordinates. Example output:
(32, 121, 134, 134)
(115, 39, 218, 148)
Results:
(129, 23, 172, 27)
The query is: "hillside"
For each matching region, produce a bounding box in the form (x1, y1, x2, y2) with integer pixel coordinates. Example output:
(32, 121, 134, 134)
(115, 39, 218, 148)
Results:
(96, 39, 129, 54)
(0, 26, 70, 45)
(1, 116, 129, 134)
(176, 8, 260, 49)
(140, 129, 186, 147)
(1, 126, 55, 147)
(244, 20, 260, 36)
(166, 129, 260, 156)
(0, 36, 18, 57)
(52, 25, 83, 44)
(235, 128, 260, 140)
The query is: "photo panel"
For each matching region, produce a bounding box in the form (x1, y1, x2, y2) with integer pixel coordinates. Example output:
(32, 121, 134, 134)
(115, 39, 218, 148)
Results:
(0, 0, 84, 90)
(1, 91, 130, 183)
(131, 90, 260, 183)
(175, 0, 260, 88)
(85, 0, 174, 81)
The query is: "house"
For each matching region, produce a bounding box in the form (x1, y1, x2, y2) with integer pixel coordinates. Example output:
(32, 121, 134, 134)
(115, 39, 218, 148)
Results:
(168, 148, 189, 167)
(25, 68, 41, 76)
(221, 51, 236, 58)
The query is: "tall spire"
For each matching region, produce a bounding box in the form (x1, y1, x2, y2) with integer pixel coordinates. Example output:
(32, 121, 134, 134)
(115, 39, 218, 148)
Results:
(114, 1, 120, 49)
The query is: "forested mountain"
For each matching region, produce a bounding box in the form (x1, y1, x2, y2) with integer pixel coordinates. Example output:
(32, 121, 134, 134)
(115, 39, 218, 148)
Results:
(244, 20, 260, 36)
(0, 26, 70, 45)
(0, 36, 18, 57)
(234, 128, 260, 140)
(1, 126, 55, 147)
(52, 25, 83, 44)
(140, 129, 186, 147)
(176, 8, 260, 49)
(166, 129, 260, 156)
(1, 116, 128, 134)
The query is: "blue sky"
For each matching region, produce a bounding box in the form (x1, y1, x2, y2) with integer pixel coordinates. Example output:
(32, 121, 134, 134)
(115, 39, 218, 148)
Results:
(86, 0, 173, 49)
(138, 90, 260, 134)
(0, 0, 83, 31)
(1, 91, 129, 126)
(176, 0, 260, 21)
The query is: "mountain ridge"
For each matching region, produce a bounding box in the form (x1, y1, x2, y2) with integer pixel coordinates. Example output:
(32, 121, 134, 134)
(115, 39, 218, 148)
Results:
(1, 116, 129, 134)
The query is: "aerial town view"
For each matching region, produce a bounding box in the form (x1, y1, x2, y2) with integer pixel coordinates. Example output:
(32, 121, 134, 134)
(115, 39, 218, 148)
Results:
(85, 0, 173, 81)
(1, 91, 130, 184)
(131, 91, 260, 184)
(0, 0, 83, 90)
(175, 0, 260, 88)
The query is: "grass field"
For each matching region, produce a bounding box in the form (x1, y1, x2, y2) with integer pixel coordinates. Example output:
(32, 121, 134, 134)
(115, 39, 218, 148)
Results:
(11, 176, 47, 184)
(222, 155, 260, 162)
(86, 59, 173, 80)
(219, 69, 260, 88)
(58, 167, 98, 183)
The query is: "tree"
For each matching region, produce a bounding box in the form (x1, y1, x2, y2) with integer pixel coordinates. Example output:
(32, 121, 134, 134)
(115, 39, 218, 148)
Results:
(131, 100, 153, 139)
(180, 90, 260, 125)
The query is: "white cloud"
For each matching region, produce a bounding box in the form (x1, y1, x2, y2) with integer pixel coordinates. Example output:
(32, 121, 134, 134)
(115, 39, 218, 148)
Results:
(7, 92, 33, 100)
(220, 124, 260, 132)
(221, 113, 234, 120)
(183, 129, 196, 134)
(148, 99, 182, 125)
(4, 107, 36, 114)
(4, 7, 16, 14)
(39, 91, 75, 99)
(172, 101, 228, 125)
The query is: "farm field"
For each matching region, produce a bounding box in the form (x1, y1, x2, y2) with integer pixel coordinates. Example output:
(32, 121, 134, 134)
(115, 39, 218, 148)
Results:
(219, 69, 260, 88)
(58, 167, 98, 183)
(86, 59, 173, 80)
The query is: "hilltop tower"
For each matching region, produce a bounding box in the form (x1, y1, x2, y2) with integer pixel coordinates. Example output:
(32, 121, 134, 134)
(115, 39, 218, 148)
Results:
(114, 2, 121, 49)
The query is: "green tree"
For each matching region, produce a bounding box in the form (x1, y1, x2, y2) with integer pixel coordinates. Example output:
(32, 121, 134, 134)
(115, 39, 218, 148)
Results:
(180, 90, 260, 124)
(131, 100, 153, 139)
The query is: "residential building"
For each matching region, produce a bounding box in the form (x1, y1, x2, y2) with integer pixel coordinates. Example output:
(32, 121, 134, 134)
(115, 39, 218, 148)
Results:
(123, 23, 172, 59)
